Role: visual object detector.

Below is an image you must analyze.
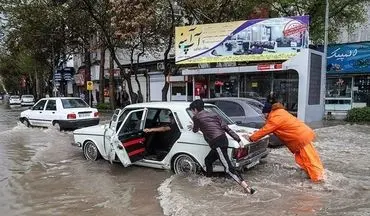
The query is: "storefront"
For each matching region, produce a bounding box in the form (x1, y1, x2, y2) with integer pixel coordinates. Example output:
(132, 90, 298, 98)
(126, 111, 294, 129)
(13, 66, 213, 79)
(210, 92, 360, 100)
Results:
(188, 70, 299, 112)
(176, 16, 326, 123)
(326, 42, 370, 116)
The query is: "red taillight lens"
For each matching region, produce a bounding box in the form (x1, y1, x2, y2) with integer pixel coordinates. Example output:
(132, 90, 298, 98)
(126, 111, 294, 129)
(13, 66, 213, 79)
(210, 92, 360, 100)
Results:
(94, 112, 100, 117)
(67, 113, 77, 119)
(234, 148, 248, 159)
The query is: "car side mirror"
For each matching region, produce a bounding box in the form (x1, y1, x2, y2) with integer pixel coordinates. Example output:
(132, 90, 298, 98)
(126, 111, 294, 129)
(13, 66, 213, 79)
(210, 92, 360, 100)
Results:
(236, 121, 242, 125)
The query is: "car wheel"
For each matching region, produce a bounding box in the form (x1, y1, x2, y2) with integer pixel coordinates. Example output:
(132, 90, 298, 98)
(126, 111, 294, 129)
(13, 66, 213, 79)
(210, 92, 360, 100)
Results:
(83, 141, 101, 161)
(53, 122, 61, 131)
(173, 154, 199, 175)
(23, 118, 30, 127)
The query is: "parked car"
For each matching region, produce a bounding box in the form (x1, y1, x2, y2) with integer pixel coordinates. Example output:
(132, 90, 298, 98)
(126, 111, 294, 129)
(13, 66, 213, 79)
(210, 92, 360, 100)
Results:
(21, 94, 35, 106)
(9, 95, 21, 105)
(19, 97, 100, 131)
(204, 98, 283, 147)
(239, 91, 266, 103)
(72, 102, 270, 175)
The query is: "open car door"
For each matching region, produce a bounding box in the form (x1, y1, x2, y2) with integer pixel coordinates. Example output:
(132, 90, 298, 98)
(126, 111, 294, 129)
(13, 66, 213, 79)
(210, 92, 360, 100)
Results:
(110, 108, 147, 167)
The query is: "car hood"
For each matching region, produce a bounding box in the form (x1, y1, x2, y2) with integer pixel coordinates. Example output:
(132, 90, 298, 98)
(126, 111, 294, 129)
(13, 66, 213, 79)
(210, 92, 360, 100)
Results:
(73, 124, 108, 135)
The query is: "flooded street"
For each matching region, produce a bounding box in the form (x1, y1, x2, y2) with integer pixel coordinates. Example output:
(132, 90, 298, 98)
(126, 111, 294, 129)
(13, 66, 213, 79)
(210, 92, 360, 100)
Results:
(0, 101, 370, 216)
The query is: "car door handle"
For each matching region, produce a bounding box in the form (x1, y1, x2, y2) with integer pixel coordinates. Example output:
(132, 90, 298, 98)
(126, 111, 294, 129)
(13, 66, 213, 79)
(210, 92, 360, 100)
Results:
(39, 112, 42, 113)
(52, 112, 55, 114)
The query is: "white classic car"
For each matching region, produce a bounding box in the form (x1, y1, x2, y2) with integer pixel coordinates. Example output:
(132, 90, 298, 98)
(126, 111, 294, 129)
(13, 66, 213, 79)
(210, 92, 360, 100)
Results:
(72, 102, 269, 174)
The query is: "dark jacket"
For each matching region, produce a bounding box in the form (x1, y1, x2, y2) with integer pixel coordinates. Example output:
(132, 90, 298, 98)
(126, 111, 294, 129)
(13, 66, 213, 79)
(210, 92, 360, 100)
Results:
(192, 110, 241, 147)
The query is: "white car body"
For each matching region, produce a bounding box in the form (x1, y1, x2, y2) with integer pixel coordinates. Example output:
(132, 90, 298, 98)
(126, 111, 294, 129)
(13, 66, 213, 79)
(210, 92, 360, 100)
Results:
(20, 97, 100, 130)
(72, 102, 269, 174)
(9, 95, 21, 105)
(21, 95, 35, 106)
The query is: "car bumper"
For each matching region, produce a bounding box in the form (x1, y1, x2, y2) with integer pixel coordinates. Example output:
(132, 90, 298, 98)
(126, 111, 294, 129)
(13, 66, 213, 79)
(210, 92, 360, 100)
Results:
(21, 102, 35, 106)
(233, 148, 270, 169)
(59, 118, 100, 129)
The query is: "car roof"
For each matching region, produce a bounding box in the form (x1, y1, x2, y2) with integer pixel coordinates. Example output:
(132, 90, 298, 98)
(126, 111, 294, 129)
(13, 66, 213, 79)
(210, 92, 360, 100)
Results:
(204, 97, 262, 104)
(125, 101, 217, 110)
(126, 102, 191, 109)
(40, 97, 83, 100)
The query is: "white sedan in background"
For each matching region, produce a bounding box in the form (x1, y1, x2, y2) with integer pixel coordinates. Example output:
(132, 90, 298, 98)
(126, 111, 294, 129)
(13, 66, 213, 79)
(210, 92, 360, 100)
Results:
(21, 94, 35, 106)
(9, 95, 21, 105)
(20, 97, 100, 131)
(72, 102, 270, 174)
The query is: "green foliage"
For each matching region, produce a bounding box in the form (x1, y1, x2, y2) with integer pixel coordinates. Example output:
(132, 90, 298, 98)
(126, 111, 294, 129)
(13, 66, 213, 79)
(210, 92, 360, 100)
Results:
(96, 103, 112, 111)
(259, 0, 368, 44)
(346, 107, 370, 123)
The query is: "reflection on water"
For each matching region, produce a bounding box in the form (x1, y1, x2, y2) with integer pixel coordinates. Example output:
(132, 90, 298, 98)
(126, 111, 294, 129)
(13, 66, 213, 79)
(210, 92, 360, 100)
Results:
(0, 103, 370, 216)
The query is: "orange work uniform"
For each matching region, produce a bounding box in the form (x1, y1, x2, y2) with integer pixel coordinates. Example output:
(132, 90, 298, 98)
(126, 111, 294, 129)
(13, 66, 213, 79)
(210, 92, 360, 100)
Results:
(250, 103, 324, 182)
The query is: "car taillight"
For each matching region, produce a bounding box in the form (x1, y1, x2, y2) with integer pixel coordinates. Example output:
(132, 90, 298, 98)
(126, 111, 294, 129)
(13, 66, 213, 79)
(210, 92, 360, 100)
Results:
(67, 113, 77, 119)
(94, 112, 100, 117)
(234, 147, 248, 160)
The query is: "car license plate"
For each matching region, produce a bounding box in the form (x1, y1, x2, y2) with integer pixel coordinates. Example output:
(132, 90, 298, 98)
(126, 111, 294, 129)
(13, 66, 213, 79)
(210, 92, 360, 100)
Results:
(246, 160, 260, 169)
(79, 113, 90, 117)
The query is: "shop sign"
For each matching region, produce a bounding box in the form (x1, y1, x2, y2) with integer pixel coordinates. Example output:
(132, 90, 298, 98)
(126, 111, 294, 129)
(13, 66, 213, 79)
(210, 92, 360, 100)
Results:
(327, 42, 370, 73)
(175, 16, 309, 64)
(257, 63, 282, 70)
(74, 74, 85, 86)
(104, 69, 121, 78)
(86, 81, 93, 91)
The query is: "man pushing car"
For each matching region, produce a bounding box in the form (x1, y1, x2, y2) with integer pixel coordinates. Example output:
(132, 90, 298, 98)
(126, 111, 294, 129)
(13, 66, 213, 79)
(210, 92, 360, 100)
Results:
(246, 102, 325, 183)
(188, 99, 256, 194)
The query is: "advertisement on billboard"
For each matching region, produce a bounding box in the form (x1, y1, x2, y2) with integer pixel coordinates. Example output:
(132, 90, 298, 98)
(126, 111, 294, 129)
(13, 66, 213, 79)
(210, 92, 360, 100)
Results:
(327, 42, 370, 74)
(175, 16, 309, 64)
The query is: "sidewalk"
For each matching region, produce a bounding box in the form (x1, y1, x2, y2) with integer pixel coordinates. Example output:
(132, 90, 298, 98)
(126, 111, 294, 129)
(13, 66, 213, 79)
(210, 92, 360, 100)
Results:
(308, 120, 347, 129)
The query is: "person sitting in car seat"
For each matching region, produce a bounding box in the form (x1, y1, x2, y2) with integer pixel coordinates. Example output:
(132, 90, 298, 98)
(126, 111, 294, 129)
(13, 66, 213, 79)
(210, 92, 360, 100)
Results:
(143, 112, 178, 134)
(143, 112, 181, 159)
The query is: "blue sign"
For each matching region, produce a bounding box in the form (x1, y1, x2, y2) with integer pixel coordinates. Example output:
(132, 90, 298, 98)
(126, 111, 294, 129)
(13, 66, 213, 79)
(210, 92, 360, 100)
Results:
(327, 42, 370, 74)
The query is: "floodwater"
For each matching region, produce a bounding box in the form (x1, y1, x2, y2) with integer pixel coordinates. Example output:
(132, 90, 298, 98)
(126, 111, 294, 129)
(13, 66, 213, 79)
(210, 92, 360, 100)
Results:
(0, 101, 369, 216)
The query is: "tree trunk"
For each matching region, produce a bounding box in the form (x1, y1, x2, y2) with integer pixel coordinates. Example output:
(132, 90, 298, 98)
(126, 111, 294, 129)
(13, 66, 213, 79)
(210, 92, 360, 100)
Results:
(99, 46, 106, 104)
(134, 48, 144, 103)
(161, 0, 175, 101)
(84, 48, 91, 105)
(109, 54, 115, 109)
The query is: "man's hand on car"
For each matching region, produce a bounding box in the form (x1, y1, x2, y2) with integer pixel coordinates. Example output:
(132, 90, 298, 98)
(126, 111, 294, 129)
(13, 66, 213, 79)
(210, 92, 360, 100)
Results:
(187, 122, 193, 131)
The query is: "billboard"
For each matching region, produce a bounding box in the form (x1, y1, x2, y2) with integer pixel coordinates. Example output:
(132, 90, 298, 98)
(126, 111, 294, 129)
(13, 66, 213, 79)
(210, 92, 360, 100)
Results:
(175, 16, 309, 64)
(327, 42, 370, 74)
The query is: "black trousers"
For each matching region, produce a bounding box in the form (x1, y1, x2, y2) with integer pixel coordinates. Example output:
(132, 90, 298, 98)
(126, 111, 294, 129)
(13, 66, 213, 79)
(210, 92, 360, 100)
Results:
(205, 136, 244, 184)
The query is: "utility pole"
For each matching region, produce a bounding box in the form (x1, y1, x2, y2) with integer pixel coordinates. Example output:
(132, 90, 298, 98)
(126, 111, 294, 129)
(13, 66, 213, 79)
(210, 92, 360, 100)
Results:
(323, 0, 329, 113)
(52, 39, 56, 97)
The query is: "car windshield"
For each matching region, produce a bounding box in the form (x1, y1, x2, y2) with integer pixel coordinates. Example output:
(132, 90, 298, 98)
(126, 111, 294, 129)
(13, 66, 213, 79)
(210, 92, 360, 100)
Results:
(61, 98, 89, 108)
(10, 96, 19, 99)
(187, 105, 235, 125)
(22, 95, 34, 98)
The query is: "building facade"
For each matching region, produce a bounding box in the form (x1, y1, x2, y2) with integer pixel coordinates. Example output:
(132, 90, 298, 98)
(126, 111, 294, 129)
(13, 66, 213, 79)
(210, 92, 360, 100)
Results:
(326, 42, 370, 117)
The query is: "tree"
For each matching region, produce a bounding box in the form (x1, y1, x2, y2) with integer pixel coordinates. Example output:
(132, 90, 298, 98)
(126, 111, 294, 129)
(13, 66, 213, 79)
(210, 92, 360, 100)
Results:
(257, 0, 368, 44)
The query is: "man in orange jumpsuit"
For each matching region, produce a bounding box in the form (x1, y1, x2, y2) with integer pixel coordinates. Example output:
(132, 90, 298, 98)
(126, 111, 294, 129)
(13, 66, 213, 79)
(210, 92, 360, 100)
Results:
(247, 102, 325, 182)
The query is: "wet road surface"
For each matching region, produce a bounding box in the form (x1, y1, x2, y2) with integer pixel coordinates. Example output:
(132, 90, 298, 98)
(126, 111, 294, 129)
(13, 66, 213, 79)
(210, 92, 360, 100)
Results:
(0, 101, 369, 216)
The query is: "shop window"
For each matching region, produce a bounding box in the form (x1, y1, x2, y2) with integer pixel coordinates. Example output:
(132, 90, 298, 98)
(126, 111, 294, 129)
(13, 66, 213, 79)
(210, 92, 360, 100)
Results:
(273, 70, 299, 112)
(326, 77, 352, 98)
(353, 76, 370, 105)
(216, 101, 244, 117)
